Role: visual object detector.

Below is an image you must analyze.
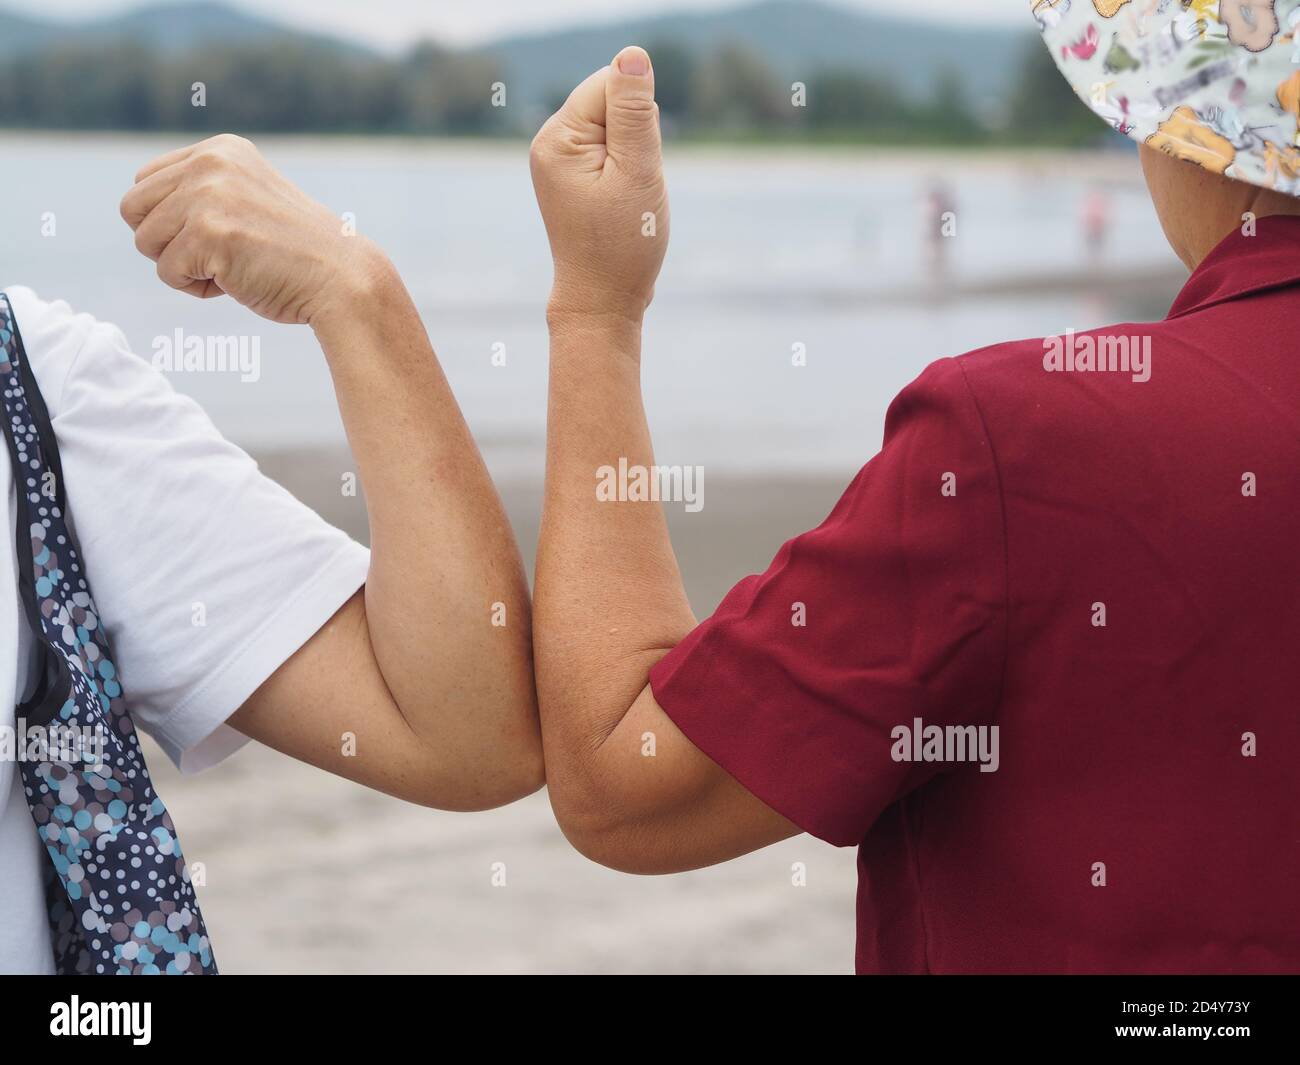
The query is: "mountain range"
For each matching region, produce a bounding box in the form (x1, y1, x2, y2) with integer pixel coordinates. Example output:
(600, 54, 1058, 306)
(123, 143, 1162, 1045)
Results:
(0, 0, 1035, 110)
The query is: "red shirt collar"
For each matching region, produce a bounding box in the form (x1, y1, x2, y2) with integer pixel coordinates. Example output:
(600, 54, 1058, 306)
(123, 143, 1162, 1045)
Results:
(1167, 215, 1300, 320)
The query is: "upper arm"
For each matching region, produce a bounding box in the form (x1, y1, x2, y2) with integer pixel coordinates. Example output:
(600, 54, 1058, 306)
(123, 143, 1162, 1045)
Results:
(41, 308, 453, 797)
(230, 590, 539, 810)
(37, 311, 362, 767)
(37, 299, 539, 810)
(226, 592, 420, 797)
(549, 680, 800, 874)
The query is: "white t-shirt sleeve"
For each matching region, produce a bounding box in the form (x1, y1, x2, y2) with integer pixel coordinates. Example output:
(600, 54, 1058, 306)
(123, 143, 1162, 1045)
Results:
(10, 287, 370, 773)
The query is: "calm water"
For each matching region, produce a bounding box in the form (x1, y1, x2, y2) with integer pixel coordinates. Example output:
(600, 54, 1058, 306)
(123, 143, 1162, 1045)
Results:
(0, 134, 1180, 478)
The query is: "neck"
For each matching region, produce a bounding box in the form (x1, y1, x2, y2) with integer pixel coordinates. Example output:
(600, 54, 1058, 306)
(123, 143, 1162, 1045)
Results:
(1182, 201, 1300, 271)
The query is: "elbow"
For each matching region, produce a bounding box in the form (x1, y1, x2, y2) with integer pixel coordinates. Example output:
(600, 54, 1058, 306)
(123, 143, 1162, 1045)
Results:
(424, 726, 546, 813)
(485, 734, 547, 809)
(548, 787, 685, 876)
(399, 685, 546, 812)
(418, 652, 545, 811)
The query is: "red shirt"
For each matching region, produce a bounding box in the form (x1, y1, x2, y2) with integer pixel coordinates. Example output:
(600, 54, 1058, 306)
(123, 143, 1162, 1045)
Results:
(650, 217, 1300, 974)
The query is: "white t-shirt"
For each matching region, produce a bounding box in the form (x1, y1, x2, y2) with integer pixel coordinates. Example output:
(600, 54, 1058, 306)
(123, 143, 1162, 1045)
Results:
(0, 286, 370, 974)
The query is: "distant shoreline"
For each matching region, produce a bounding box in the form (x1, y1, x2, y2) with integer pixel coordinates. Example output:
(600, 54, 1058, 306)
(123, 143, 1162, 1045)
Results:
(0, 128, 1142, 167)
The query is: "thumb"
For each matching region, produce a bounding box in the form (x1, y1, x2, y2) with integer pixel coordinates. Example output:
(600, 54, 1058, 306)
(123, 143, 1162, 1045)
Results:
(605, 46, 661, 170)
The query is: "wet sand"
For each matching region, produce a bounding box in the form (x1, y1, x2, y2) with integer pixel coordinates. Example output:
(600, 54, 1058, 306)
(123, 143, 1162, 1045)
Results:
(144, 453, 861, 974)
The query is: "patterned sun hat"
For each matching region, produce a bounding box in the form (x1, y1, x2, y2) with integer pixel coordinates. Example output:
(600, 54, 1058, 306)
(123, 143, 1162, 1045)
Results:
(1034, 0, 1300, 194)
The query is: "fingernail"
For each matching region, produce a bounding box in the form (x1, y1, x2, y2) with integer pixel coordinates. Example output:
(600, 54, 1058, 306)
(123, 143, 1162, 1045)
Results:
(617, 48, 649, 77)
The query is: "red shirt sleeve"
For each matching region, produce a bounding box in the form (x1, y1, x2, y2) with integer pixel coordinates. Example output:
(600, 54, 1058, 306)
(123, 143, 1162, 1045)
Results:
(649, 357, 1007, 847)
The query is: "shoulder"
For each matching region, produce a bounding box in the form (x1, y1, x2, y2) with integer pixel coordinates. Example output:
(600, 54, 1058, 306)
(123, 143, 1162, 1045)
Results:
(883, 324, 1152, 458)
(950, 333, 1052, 384)
(949, 321, 1160, 389)
(947, 320, 1160, 410)
(882, 349, 1005, 442)
(936, 321, 1165, 481)
(2, 285, 129, 414)
(888, 335, 1053, 419)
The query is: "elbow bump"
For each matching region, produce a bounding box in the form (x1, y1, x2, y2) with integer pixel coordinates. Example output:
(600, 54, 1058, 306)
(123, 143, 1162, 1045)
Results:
(408, 728, 546, 813)
(460, 739, 547, 812)
(411, 760, 543, 813)
(551, 798, 674, 876)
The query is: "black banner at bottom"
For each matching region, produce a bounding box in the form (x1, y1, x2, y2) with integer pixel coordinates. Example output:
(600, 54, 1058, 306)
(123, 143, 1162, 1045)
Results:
(2, 974, 1294, 1052)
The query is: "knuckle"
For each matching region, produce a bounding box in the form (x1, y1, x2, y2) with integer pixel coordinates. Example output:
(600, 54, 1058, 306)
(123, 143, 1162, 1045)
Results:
(610, 94, 658, 118)
(188, 177, 222, 200)
(529, 125, 556, 163)
(193, 211, 227, 240)
(190, 148, 227, 175)
(156, 262, 184, 290)
(216, 132, 255, 157)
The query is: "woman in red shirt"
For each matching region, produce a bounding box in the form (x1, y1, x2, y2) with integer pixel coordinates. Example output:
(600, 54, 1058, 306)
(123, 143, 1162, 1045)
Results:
(526, 13, 1300, 973)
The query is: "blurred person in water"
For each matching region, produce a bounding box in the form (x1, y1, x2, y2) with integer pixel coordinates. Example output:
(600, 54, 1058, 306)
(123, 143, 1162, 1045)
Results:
(526, 7, 1299, 974)
(922, 178, 956, 285)
(1083, 184, 1111, 264)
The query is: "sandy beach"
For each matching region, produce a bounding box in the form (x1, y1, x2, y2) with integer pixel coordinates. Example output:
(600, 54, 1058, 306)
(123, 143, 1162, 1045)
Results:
(144, 451, 862, 974)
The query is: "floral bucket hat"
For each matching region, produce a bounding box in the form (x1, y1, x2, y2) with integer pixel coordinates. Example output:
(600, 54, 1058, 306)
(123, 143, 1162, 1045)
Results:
(1034, 0, 1300, 194)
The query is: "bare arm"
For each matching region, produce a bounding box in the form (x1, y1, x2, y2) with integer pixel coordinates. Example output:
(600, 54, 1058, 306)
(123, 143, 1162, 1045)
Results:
(530, 51, 798, 871)
(122, 135, 541, 811)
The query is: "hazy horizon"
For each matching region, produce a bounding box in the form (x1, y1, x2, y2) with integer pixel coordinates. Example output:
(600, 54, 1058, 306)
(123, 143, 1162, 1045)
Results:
(0, 0, 1029, 49)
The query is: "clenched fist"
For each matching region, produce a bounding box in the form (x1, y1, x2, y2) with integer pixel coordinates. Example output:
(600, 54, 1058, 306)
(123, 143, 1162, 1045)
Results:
(530, 46, 669, 324)
(120, 134, 391, 328)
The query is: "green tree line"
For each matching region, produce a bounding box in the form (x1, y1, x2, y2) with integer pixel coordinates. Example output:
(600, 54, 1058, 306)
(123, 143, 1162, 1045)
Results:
(0, 35, 1110, 145)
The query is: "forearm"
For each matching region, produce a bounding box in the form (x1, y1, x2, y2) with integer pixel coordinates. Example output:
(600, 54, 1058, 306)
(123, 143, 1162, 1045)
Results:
(535, 312, 695, 793)
(311, 250, 538, 769)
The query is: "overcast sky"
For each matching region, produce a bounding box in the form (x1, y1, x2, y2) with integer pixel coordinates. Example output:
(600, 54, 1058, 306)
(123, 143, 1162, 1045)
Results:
(4, 0, 1029, 48)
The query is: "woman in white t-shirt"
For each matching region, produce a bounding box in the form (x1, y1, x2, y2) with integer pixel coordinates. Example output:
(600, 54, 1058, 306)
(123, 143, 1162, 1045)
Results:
(0, 135, 543, 974)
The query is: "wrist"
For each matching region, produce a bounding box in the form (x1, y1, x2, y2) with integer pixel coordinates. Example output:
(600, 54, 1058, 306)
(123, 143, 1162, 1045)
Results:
(309, 240, 405, 334)
(547, 278, 648, 333)
(546, 307, 645, 363)
(547, 296, 645, 344)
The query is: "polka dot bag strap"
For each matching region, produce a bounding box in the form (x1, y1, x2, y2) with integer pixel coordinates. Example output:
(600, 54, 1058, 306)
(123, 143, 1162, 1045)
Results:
(0, 293, 217, 975)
